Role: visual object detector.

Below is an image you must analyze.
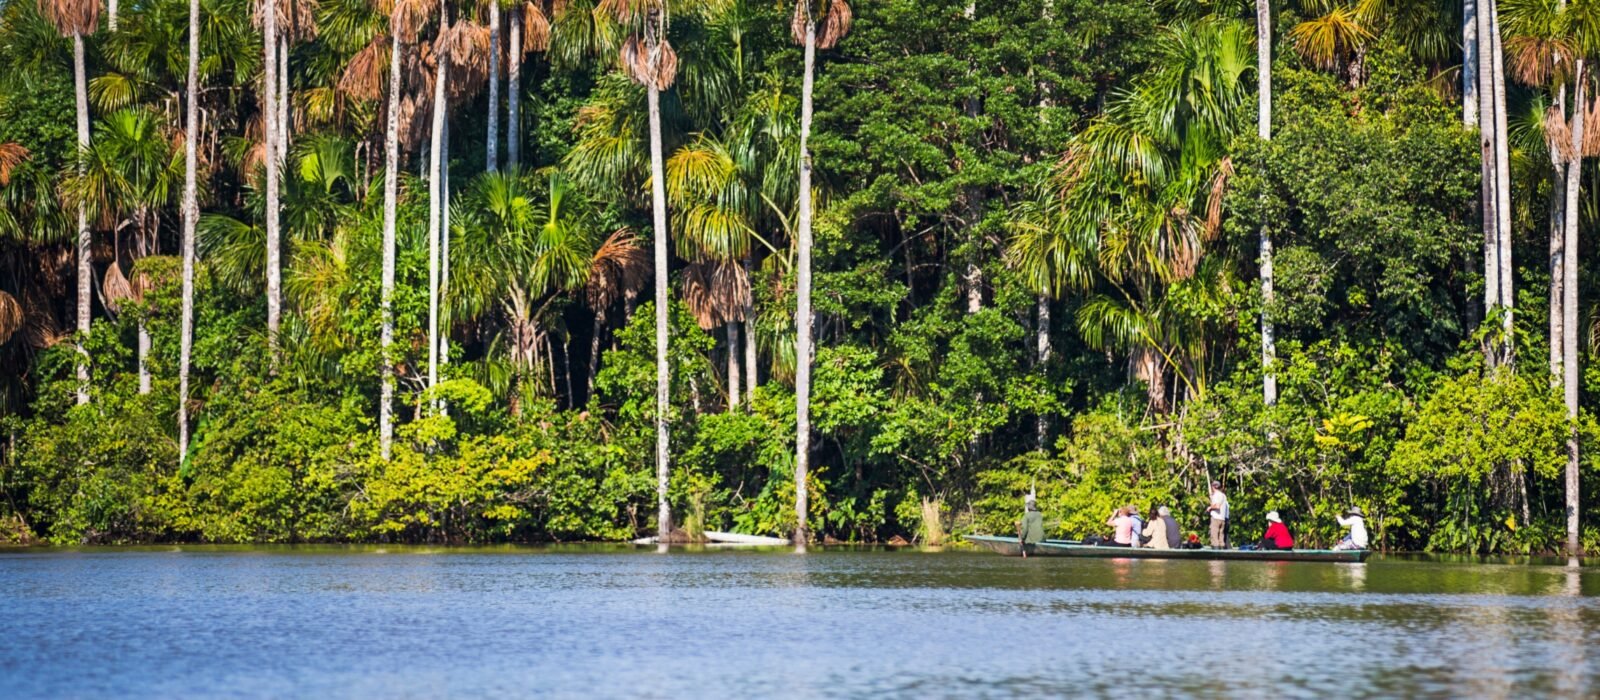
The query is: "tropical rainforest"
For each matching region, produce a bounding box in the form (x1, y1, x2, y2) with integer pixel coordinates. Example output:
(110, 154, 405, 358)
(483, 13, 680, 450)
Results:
(0, 0, 1596, 554)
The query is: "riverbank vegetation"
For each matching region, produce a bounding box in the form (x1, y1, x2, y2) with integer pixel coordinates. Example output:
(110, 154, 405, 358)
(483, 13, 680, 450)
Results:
(2, 0, 1598, 553)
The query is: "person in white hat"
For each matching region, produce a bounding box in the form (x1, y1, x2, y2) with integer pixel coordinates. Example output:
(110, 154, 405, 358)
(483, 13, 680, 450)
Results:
(1259, 511, 1294, 551)
(1333, 506, 1369, 551)
(1017, 494, 1045, 558)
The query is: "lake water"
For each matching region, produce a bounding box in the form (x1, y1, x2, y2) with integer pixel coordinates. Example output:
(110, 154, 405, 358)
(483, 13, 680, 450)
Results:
(2, 546, 1598, 698)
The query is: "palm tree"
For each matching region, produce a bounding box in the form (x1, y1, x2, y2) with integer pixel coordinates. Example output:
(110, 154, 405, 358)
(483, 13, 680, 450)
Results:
(38, 0, 100, 405)
(426, 0, 449, 402)
(63, 108, 182, 396)
(258, 0, 283, 357)
(1038, 18, 1253, 414)
(603, 0, 680, 540)
(1257, 0, 1276, 407)
(487, 0, 502, 172)
(789, 0, 850, 546)
(375, 0, 429, 458)
(179, 0, 202, 462)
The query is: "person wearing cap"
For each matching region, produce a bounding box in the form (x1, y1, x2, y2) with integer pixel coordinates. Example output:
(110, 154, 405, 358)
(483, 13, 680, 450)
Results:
(1259, 511, 1294, 550)
(1334, 506, 1369, 551)
(1127, 505, 1145, 548)
(1206, 481, 1230, 548)
(1017, 495, 1046, 557)
(1141, 506, 1174, 549)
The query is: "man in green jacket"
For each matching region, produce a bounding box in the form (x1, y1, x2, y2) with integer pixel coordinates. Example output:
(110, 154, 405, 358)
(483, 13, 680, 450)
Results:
(1018, 494, 1046, 558)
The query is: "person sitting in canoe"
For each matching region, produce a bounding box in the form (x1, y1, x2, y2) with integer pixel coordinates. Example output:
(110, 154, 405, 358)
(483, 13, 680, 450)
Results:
(1017, 494, 1046, 558)
(1259, 511, 1293, 551)
(1333, 506, 1369, 551)
(1102, 506, 1138, 547)
(1141, 506, 1175, 549)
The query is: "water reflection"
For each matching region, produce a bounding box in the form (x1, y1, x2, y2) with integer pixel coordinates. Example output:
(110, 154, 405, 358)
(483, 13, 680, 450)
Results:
(2, 547, 1600, 698)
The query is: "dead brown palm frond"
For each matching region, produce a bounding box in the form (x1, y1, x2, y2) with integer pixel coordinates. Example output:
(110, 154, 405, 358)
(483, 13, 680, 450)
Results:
(399, 93, 431, 151)
(1204, 157, 1232, 242)
(1505, 35, 1572, 87)
(340, 36, 390, 102)
(522, 2, 551, 54)
(102, 262, 133, 315)
(276, 0, 321, 42)
(681, 260, 751, 330)
(0, 291, 21, 345)
(445, 21, 492, 104)
(0, 142, 27, 185)
(20, 302, 65, 348)
(586, 228, 649, 310)
(1583, 97, 1600, 158)
(384, 0, 431, 43)
(818, 0, 852, 49)
(1548, 106, 1576, 163)
(1163, 209, 1202, 282)
(37, 0, 99, 36)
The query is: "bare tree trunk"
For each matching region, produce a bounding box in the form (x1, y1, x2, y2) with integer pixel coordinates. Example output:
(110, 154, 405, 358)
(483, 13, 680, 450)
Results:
(264, 0, 282, 358)
(487, 1, 500, 173)
(279, 36, 290, 161)
(440, 116, 452, 411)
(507, 10, 521, 171)
(793, 19, 818, 548)
(726, 322, 740, 410)
(1491, 0, 1513, 362)
(1036, 294, 1050, 450)
(138, 322, 151, 394)
(1550, 171, 1565, 382)
(588, 309, 604, 402)
(110, 0, 118, 31)
(1464, 0, 1478, 127)
(379, 22, 402, 460)
(742, 253, 757, 394)
(73, 32, 91, 406)
(179, 0, 201, 461)
(427, 3, 448, 402)
(1477, 0, 1500, 365)
(649, 76, 671, 541)
(1258, 0, 1276, 407)
(1564, 60, 1585, 557)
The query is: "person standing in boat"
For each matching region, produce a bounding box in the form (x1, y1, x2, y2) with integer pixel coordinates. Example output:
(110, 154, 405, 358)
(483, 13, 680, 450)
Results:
(1141, 506, 1173, 549)
(1017, 494, 1046, 558)
(1259, 511, 1294, 550)
(1333, 506, 1369, 551)
(1206, 481, 1230, 548)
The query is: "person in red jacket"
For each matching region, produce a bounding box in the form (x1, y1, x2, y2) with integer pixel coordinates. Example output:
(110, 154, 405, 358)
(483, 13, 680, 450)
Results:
(1260, 511, 1294, 550)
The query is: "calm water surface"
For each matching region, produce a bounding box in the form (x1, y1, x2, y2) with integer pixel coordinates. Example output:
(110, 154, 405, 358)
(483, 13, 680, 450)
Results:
(2, 546, 1598, 698)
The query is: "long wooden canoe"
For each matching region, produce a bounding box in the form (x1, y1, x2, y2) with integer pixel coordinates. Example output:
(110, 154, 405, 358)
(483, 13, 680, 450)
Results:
(965, 535, 1371, 562)
(965, 534, 1083, 556)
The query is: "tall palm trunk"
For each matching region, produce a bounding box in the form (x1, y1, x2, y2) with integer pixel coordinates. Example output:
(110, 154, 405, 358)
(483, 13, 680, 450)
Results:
(649, 77, 671, 540)
(109, 1, 117, 31)
(793, 18, 818, 548)
(279, 36, 291, 161)
(263, 0, 282, 358)
(507, 9, 521, 171)
(1035, 295, 1049, 450)
(73, 31, 91, 406)
(1564, 61, 1585, 557)
(138, 323, 151, 393)
(1257, 0, 1276, 406)
(742, 253, 756, 393)
(440, 117, 452, 408)
(487, 1, 500, 172)
(179, 0, 201, 462)
(379, 20, 402, 460)
(427, 5, 449, 400)
(1491, 0, 1513, 359)
(1464, 0, 1478, 126)
(726, 323, 740, 409)
(1477, 0, 1501, 363)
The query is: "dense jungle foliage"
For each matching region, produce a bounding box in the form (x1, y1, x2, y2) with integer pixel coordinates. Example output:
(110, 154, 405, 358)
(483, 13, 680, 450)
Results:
(2, 0, 1598, 553)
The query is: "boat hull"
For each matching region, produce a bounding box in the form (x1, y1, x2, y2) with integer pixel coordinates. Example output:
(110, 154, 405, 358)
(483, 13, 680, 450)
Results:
(965, 535, 1370, 562)
(964, 535, 1082, 556)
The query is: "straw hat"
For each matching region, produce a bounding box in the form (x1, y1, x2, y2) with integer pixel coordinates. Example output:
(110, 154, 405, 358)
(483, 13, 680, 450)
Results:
(1345, 506, 1365, 517)
(1266, 511, 1282, 523)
